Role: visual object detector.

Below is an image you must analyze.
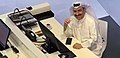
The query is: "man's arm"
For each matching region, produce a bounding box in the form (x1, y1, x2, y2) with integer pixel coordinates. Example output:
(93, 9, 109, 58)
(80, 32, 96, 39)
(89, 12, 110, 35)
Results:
(64, 23, 68, 31)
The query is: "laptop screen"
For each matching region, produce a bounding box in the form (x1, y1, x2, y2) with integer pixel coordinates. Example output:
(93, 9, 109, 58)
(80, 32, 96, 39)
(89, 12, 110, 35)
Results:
(0, 19, 10, 49)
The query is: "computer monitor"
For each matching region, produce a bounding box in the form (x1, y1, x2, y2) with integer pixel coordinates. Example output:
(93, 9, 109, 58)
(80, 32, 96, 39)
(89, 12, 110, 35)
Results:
(0, 19, 10, 50)
(37, 20, 76, 57)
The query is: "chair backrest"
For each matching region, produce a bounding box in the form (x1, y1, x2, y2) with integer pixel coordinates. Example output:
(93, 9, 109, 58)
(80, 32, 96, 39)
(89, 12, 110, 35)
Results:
(98, 20, 108, 56)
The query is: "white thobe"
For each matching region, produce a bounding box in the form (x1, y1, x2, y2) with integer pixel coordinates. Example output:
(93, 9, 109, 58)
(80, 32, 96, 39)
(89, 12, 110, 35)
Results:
(64, 13, 102, 57)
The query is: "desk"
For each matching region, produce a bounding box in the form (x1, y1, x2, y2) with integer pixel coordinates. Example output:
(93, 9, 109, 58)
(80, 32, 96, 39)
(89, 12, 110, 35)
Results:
(33, 17, 99, 58)
(0, 48, 27, 58)
(61, 37, 99, 58)
(0, 38, 27, 58)
(0, 13, 48, 58)
(43, 38, 99, 58)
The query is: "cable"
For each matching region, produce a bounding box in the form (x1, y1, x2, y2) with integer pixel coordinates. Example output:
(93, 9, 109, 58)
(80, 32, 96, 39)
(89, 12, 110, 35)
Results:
(13, 8, 32, 30)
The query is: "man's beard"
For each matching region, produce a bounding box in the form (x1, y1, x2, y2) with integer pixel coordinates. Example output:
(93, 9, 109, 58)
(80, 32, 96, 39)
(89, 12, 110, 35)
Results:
(75, 14, 83, 19)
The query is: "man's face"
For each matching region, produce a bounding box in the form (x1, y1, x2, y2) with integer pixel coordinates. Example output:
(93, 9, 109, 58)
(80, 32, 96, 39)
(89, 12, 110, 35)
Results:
(73, 6, 86, 20)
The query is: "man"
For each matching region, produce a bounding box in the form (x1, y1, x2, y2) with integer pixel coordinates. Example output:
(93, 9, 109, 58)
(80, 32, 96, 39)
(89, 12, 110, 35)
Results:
(64, 2, 102, 57)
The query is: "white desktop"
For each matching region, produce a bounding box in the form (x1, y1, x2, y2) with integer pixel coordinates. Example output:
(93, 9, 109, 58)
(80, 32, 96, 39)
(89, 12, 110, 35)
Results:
(39, 17, 99, 58)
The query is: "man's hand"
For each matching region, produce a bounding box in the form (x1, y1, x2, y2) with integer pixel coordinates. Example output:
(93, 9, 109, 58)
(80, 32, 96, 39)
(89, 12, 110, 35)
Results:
(73, 43, 83, 49)
(64, 18, 71, 31)
(64, 18, 71, 25)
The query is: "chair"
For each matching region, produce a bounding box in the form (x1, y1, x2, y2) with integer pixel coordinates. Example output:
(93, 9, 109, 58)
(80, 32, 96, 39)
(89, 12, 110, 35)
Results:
(98, 20, 108, 57)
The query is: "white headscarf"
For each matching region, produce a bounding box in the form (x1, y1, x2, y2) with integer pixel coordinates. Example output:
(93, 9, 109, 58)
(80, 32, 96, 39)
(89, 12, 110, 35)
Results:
(70, 2, 97, 19)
